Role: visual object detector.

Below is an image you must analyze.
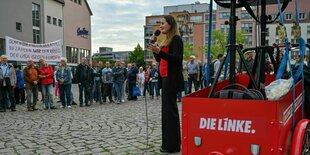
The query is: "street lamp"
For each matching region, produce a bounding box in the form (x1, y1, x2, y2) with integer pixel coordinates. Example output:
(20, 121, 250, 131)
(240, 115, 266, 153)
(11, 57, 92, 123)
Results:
(177, 15, 194, 42)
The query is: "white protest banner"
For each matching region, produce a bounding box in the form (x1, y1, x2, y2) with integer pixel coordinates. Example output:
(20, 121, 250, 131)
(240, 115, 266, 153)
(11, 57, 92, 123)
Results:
(5, 36, 62, 62)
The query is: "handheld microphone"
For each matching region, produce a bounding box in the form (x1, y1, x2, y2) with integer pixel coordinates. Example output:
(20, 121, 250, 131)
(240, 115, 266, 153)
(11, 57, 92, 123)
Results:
(150, 30, 161, 44)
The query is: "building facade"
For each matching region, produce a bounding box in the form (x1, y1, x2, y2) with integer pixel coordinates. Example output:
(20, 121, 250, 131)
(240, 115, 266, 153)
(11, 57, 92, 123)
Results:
(43, 0, 64, 51)
(145, 0, 310, 62)
(0, 0, 45, 56)
(265, 0, 310, 45)
(145, 2, 210, 62)
(0, 0, 92, 66)
(64, 0, 92, 64)
(93, 47, 130, 62)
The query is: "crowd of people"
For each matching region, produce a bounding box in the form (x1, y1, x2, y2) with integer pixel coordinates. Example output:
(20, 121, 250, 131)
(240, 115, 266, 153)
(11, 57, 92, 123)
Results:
(0, 51, 268, 112)
(0, 54, 176, 112)
(1, 47, 306, 113)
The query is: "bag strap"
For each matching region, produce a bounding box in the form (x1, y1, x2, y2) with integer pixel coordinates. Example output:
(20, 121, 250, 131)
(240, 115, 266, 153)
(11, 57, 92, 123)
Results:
(222, 83, 250, 92)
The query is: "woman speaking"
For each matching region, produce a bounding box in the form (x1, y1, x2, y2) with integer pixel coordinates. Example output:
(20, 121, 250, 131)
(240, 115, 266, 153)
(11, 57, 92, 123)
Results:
(149, 15, 184, 153)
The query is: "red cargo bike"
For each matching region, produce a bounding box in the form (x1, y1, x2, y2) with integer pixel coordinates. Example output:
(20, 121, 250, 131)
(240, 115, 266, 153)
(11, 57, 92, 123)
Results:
(181, 0, 310, 154)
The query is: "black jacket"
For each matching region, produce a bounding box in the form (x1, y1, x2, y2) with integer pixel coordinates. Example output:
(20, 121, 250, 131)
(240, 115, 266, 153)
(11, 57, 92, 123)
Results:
(153, 35, 184, 92)
(76, 64, 93, 85)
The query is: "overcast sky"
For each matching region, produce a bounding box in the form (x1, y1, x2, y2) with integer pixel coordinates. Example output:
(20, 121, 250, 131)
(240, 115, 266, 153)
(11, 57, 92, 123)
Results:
(88, 0, 210, 53)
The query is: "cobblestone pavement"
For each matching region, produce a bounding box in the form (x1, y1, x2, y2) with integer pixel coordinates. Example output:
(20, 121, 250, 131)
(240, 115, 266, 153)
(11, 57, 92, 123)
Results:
(0, 84, 182, 155)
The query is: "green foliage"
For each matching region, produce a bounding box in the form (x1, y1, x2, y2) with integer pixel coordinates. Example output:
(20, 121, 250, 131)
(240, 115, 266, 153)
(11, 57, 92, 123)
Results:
(128, 44, 145, 68)
(183, 41, 193, 60)
(92, 57, 115, 67)
(205, 30, 246, 58)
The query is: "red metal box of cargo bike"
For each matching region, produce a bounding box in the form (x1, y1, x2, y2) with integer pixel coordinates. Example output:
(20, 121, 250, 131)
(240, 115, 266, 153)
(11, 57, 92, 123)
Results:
(182, 74, 303, 155)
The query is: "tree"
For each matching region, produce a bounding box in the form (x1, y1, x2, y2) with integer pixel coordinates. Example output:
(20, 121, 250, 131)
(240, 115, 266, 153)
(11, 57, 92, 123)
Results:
(183, 41, 193, 61)
(92, 57, 115, 67)
(128, 44, 145, 68)
(205, 30, 245, 58)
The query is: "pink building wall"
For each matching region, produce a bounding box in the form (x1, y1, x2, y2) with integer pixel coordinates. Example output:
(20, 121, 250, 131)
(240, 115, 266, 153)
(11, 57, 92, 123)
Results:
(64, 0, 92, 63)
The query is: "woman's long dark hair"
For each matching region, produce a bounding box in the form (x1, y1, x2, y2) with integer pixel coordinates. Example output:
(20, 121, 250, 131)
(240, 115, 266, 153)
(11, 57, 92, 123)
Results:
(160, 15, 180, 47)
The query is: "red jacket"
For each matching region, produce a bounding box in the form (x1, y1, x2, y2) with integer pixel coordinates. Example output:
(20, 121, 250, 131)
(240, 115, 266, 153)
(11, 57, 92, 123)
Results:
(39, 65, 54, 85)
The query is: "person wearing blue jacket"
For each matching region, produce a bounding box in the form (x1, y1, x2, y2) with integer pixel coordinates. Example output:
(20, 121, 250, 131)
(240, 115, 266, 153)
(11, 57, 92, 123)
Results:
(14, 65, 25, 104)
(56, 57, 72, 108)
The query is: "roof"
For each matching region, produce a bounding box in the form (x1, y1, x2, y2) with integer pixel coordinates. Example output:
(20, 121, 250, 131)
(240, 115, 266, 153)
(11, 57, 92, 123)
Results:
(54, 0, 65, 4)
(84, 0, 93, 16)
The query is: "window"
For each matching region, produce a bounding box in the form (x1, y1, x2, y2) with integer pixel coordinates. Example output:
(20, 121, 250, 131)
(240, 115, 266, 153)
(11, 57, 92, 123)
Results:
(307, 38, 310, 44)
(190, 16, 202, 22)
(0, 38, 5, 55)
(226, 25, 230, 33)
(177, 15, 188, 22)
(16, 22, 22, 31)
(66, 47, 78, 63)
(58, 19, 62, 27)
(78, 0, 81, 5)
(284, 13, 292, 20)
(220, 24, 225, 33)
(79, 49, 91, 61)
(271, 13, 277, 20)
(148, 18, 161, 25)
(47, 16, 51, 24)
(53, 17, 57, 25)
(190, 37, 194, 45)
(212, 24, 216, 29)
(266, 40, 269, 45)
(145, 27, 153, 37)
(74, 0, 77, 3)
(205, 14, 216, 21)
(299, 12, 306, 20)
(241, 13, 252, 19)
(244, 35, 253, 46)
(33, 29, 40, 43)
(32, 3, 40, 28)
(220, 12, 230, 19)
(241, 23, 253, 33)
(266, 27, 269, 37)
(32, 3, 40, 44)
(308, 26, 310, 34)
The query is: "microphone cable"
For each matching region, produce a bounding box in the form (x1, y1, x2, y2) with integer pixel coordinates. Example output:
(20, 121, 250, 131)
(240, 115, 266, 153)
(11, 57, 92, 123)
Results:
(142, 88, 149, 155)
(142, 52, 149, 155)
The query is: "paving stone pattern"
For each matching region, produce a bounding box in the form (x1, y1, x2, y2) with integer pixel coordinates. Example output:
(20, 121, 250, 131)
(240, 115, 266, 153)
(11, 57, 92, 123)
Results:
(0, 84, 182, 155)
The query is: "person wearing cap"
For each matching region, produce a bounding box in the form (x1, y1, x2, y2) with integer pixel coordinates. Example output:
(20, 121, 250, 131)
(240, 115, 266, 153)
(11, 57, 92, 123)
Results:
(0, 55, 16, 112)
(187, 55, 199, 93)
(14, 65, 25, 105)
(242, 51, 255, 74)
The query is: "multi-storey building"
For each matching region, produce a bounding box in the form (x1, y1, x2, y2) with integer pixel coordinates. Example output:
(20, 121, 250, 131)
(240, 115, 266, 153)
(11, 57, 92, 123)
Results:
(144, 2, 258, 62)
(0, 0, 92, 66)
(92, 47, 130, 63)
(64, 0, 92, 64)
(145, 0, 310, 62)
(266, 0, 310, 45)
(216, 6, 257, 47)
(0, 0, 64, 63)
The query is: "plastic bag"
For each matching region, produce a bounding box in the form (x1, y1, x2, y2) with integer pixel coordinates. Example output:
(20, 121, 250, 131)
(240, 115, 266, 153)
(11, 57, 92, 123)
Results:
(265, 78, 293, 101)
(133, 86, 141, 96)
